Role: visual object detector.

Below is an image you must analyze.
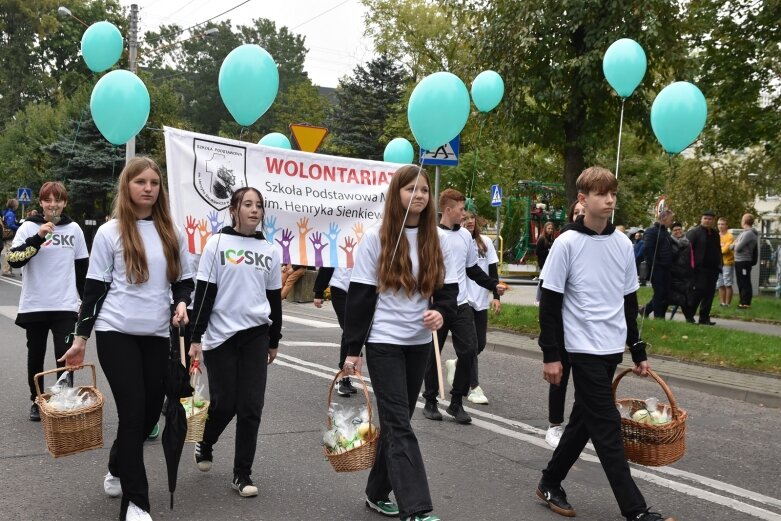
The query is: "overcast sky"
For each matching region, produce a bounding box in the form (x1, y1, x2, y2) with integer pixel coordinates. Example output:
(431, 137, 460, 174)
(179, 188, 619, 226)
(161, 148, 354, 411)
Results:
(119, 0, 374, 87)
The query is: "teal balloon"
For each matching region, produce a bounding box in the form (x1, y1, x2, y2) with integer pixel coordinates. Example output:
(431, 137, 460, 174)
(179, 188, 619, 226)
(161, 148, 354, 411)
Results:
(81, 21, 123, 73)
(471, 70, 504, 112)
(383, 138, 414, 164)
(90, 70, 150, 145)
(602, 38, 647, 98)
(650, 81, 708, 154)
(219, 44, 279, 126)
(258, 132, 291, 149)
(407, 72, 470, 151)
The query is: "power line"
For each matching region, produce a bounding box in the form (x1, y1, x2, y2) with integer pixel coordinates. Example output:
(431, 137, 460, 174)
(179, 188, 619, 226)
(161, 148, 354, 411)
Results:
(179, 0, 254, 34)
(292, 0, 351, 30)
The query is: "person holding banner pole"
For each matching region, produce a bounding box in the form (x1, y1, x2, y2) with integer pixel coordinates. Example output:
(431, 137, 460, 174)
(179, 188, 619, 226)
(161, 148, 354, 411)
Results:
(342, 165, 457, 521)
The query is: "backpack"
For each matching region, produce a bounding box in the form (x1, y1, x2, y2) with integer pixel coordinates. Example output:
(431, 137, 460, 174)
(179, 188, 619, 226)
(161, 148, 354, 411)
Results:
(751, 243, 758, 266)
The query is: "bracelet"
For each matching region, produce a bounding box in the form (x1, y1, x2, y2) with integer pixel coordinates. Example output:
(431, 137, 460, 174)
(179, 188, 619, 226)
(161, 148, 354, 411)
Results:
(77, 335, 88, 341)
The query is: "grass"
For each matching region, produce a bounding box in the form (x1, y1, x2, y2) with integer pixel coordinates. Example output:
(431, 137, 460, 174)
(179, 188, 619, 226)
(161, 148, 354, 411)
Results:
(636, 286, 781, 324)
(489, 303, 781, 375)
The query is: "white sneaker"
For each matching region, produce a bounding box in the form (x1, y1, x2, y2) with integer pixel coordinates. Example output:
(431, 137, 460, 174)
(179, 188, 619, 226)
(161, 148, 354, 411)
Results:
(545, 425, 564, 448)
(126, 501, 152, 521)
(103, 471, 121, 497)
(467, 386, 489, 404)
(445, 359, 456, 387)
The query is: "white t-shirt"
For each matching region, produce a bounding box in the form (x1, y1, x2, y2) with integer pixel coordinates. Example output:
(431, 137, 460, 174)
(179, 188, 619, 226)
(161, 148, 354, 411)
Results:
(89, 219, 194, 337)
(467, 235, 499, 312)
(439, 226, 479, 305)
(350, 226, 457, 345)
(13, 220, 89, 314)
(197, 233, 282, 350)
(329, 267, 352, 292)
(540, 229, 638, 356)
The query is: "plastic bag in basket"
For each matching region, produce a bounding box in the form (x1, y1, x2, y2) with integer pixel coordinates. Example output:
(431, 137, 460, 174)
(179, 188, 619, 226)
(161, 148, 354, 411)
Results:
(324, 403, 376, 454)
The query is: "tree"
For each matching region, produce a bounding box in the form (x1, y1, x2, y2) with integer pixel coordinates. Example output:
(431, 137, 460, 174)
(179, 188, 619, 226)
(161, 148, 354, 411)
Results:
(325, 55, 408, 160)
(472, 0, 689, 202)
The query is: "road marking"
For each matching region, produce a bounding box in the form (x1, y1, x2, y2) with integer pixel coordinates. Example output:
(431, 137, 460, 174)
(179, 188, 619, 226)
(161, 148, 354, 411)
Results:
(280, 341, 340, 347)
(0, 305, 18, 321)
(282, 315, 339, 328)
(276, 352, 781, 519)
(0, 277, 22, 287)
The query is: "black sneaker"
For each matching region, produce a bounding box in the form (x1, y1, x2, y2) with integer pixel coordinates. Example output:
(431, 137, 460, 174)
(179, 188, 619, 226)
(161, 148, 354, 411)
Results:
(337, 378, 353, 397)
(232, 475, 258, 497)
(536, 482, 576, 517)
(29, 403, 40, 422)
(445, 402, 471, 424)
(345, 377, 358, 394)
(422, 401, 442, 421)
(194, 441, 213, 472)
(631, 510, 675, 521)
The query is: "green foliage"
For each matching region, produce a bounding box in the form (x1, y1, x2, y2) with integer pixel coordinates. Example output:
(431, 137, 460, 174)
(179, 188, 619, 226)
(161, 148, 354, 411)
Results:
(324, 55, 408, 160)
(473, 0, 689, 201)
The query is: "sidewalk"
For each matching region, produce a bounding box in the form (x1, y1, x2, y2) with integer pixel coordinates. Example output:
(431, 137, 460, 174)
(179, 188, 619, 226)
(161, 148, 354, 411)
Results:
(489, 285, 781, 409)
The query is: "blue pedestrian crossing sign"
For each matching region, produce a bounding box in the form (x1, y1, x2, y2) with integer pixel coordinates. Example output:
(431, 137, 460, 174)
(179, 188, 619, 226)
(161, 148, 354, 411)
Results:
(17, 187, 32, 204)
(420, 135, 460, 166)
(490, 184, 502, 207)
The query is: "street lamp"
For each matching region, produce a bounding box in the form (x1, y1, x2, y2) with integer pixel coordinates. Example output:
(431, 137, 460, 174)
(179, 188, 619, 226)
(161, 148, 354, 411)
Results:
(57, 6, 89, 28)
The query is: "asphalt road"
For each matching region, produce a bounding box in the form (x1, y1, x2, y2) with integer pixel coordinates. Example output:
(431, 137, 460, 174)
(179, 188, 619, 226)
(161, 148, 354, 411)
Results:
(0, 277, 779, 521)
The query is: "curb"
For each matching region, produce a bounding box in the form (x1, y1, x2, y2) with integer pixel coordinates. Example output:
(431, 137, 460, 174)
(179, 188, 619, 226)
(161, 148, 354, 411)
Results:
(483, 330, 781, 410)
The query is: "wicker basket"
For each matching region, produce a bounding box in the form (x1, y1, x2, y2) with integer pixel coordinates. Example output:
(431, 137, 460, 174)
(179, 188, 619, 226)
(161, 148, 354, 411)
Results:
(612, 368, 687, 467)
(182, 363, 209, 443)
(324, 370, 379, 473)
(34, 364, 104, 458)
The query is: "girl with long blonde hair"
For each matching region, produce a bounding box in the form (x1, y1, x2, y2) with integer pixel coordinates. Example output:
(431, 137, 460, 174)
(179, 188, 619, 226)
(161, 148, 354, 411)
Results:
(342, 165, 457, 521)
(60, 156, 194, 521)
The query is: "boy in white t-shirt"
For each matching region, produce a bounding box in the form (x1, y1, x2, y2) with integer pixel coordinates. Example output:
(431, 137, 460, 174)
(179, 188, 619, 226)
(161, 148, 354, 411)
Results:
(535, 167, 674, 521)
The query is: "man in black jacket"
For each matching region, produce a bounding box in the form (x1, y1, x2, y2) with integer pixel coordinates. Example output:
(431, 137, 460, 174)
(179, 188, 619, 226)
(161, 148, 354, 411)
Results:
(642, 210, 674, 318)
(686, 210, 722, 325)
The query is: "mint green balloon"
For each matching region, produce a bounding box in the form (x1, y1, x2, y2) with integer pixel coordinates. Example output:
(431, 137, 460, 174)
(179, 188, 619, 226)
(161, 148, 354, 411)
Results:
(383, 138, 414, 164)
(603, 38, 647, 98)
(471, 70, 504, 112)
(219, 44, 279, 127)
(651, 82, 707, 154)
(81, 21, 123, 73)
(258, 132, 291, 149)
(407, 72, 470, 150)
(90, 70, 150, 145)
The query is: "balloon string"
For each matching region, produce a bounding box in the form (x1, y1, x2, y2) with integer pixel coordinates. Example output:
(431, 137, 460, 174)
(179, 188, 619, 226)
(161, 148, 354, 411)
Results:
(65, 107, 88, 171)
(467, 115, 486, 202)
(611, 99, 626, 223)
(239, 127, 247, 142)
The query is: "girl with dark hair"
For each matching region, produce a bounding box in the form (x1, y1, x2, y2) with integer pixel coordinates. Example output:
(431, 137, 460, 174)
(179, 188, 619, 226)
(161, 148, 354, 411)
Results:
(342, 165, 457, 521)
(463, 208, 500, 405)
(60, 157, 194, 521)
(9, 182, 88, 421)
(189, 186, 282, 499)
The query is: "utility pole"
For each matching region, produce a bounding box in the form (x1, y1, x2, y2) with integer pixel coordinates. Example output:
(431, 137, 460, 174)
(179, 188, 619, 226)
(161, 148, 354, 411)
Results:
(126, 3, 139, 163)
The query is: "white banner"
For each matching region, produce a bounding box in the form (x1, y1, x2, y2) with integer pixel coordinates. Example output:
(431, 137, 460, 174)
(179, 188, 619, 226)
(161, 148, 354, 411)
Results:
(164, 126, 401, 267)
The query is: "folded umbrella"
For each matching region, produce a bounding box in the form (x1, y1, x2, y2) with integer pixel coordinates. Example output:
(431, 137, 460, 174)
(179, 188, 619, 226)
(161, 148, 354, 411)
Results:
(162, 326, 193, 509)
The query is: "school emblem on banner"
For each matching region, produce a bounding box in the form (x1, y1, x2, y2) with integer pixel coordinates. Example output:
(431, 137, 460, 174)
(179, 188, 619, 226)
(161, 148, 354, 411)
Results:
(192, 138, 248, 210)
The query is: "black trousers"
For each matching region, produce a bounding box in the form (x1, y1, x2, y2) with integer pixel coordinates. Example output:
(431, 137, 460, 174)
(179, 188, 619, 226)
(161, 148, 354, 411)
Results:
(24, 314, 75, 401)
(541, 353, 647, 519)
(365, 342, 432, 519)
(469, 308, 488, 388)
(330, 287, 349, 368)
(202, 325, 269, 479)
(97, 331, 168, 515)
(690, 269, 719, 323)
(734, 261, 753, 306)
(423, 303, 477, 402)
(643, 267, 671, 319)
(547, 345, 571, 425)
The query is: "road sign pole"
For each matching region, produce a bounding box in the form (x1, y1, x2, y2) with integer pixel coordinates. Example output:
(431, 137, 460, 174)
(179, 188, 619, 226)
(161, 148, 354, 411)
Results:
(434, 165, 441, 215)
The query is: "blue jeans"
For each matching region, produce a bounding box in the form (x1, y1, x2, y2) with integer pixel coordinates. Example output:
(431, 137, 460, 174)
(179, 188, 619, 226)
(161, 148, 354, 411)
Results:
(365, 342, 433, 519)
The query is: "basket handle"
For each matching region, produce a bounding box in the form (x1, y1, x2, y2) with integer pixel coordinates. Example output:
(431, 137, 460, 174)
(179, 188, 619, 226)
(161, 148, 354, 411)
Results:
(33, 363, 98, 399)
(326, 369, 373, 431)
(612, 367, 681, 420)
